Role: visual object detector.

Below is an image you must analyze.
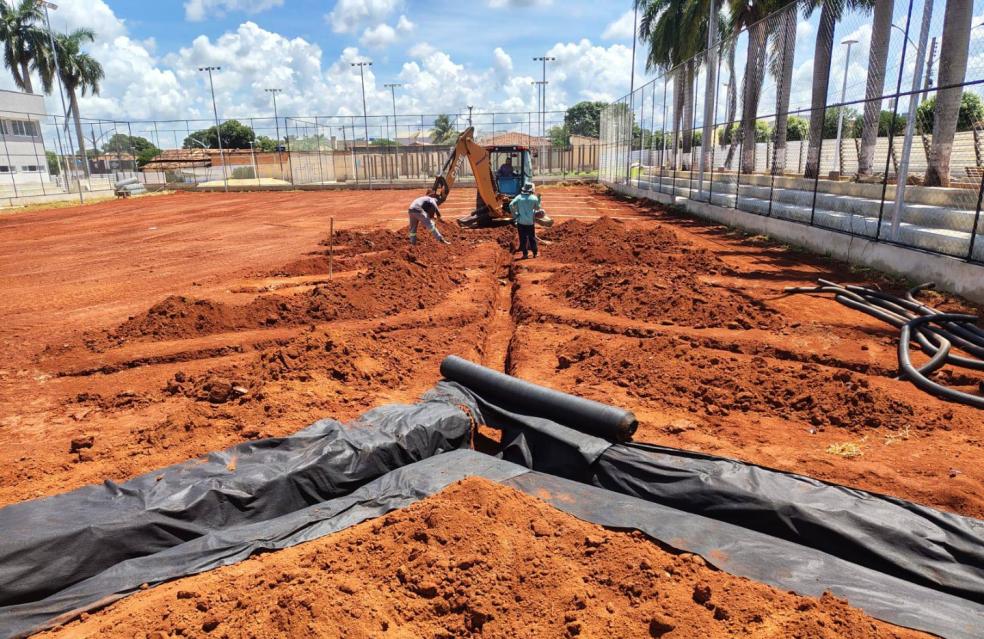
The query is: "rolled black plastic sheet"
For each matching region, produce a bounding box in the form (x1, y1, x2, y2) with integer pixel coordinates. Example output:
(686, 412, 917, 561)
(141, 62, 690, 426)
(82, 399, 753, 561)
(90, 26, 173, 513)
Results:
(439, 355, 637, 442)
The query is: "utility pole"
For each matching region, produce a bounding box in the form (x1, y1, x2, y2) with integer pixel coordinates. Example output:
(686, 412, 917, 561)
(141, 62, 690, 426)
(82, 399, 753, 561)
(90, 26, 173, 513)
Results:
(265, 88, 283, 178)
(39, 1, 82, 202)
(533, 55, 556, 137)
(385, 82, 402, 182)
(199, 66, 228, 192)
(351, 60, 373, 189)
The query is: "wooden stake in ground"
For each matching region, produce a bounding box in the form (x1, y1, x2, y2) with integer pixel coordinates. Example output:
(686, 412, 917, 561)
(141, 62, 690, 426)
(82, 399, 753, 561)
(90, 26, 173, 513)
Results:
(329, 217, 334, 280)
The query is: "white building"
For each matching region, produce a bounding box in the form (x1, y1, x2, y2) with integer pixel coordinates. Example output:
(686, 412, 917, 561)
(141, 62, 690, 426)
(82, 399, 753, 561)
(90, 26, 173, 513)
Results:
(0, 90, 52, 193)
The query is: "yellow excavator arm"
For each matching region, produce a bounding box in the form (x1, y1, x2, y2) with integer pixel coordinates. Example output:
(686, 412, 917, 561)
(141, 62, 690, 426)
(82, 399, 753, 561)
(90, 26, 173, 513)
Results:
(431, 127, 505, 214)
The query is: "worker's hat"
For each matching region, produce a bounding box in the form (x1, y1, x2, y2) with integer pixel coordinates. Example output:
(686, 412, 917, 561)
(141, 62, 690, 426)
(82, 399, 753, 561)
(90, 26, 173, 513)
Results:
(521, 183, 534, 193)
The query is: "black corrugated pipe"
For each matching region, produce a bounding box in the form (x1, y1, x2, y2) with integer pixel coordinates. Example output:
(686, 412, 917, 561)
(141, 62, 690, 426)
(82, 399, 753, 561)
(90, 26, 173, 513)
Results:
(899, 314, 984, 409)
(440, 355, 638, 442)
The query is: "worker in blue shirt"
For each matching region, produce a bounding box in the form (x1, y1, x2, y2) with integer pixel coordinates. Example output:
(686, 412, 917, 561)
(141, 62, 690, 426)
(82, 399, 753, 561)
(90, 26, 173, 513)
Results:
(509, 183, 541, 259)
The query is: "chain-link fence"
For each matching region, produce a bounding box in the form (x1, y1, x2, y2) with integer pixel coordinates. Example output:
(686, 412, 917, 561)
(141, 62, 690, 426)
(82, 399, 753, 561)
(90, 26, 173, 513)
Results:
(601, 0, 984, 265)
(0, 106, 599, 207)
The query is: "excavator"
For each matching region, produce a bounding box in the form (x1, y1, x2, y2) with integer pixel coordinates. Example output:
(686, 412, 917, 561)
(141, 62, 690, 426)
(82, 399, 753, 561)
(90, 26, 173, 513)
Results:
(430, 127, 553, 229)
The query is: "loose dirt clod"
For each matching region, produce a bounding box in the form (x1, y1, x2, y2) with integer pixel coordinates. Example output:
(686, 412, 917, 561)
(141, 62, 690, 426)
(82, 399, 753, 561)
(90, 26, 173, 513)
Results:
(34, 478, 928, 639)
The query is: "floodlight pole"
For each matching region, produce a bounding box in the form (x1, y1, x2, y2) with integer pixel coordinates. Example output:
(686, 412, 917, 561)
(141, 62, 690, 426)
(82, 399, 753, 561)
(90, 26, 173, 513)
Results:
(39, 0, 82, 202)
(352, 61, 373, 190)
(199, 66, 227, 191)
(265, 88, 283, 178)
(385, 82, 402, 182)
(833, 38, 858, 175)
(533, 55, 556, 138)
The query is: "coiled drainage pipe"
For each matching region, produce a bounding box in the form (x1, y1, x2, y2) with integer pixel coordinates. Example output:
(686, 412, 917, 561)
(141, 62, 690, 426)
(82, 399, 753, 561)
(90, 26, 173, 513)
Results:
(440, 355, 638, 442)
(900, 314, 984, 410)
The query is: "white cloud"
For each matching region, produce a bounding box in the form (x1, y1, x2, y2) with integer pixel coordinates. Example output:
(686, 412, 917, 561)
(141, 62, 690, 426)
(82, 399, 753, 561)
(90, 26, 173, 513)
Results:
(184, 0, 284, 21)
(602, 10, 635, 41)
(360, 23, 397, 49)
(326, 0, 402, 34)
(488, 0, 552, 7)
(396, 15, 414, 32)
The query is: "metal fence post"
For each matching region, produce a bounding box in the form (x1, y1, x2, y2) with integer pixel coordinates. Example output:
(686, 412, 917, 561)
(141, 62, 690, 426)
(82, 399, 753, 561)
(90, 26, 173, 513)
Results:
(285, 117, 295, 186)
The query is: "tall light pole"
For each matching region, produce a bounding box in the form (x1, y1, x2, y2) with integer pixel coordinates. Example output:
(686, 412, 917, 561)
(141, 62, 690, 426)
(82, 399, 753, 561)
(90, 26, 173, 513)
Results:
(384, 82, 402, 182)
(531, 81, 547, 139)
(533, 55, 556, 137)
(467, 105, 474, 128)
(39, 1, 82, 201)
(351, 61, 373, 189)
(265, 88, 283, 178)
(199, 66, 227, 191)
(833, 38, 858, 176)
(626, 2, 640, 184)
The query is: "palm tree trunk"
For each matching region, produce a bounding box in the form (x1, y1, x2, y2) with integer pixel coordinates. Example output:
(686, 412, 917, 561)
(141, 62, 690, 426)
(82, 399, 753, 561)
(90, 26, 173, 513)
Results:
(19, 60, 32, 94)
(804, 2, 837, 179)
(925, 0, 973, 187)
(682, 63, 695, 170)
(772, 8, 797, 175)
(672, 66, 685, 169)
(69, 89, 89, 178)
(740, 20, 767, 175)
(858, 0, 892, 176)
(723, 42, 739, 170)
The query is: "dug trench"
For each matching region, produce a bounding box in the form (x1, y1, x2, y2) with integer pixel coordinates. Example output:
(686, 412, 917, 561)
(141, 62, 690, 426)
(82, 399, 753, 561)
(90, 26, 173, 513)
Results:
(1, 186, 983, 635)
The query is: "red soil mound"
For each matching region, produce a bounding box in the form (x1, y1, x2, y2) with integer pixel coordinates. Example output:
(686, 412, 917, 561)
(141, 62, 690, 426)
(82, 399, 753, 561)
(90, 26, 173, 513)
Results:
(555, 335, 953, 432)
(541, 217, 684, 266)
(38, 477, 926, 639)
(112, 248, 464, 342)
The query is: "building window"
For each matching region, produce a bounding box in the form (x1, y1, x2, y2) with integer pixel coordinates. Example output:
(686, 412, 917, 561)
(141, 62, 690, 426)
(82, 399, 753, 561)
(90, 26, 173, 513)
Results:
(4, 120, 38, 137)
(0, 166, 10, 173)
(21, 165, 40, 172)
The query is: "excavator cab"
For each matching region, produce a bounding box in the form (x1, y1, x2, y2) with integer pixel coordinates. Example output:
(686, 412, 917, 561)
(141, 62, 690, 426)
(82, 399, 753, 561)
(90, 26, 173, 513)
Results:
(430, 127, 550, 229)
(490, 148, 533, 197)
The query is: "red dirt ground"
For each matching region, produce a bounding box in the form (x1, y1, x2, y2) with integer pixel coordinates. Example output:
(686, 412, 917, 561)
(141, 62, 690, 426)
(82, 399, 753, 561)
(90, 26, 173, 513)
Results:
(1, 185, 981, 636)
(37, 477, 929, 639)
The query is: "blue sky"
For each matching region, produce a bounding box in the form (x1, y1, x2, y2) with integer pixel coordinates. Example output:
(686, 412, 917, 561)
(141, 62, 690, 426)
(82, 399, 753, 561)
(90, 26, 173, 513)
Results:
(9, 0, 981, 144)
(14, 0, 645, 133)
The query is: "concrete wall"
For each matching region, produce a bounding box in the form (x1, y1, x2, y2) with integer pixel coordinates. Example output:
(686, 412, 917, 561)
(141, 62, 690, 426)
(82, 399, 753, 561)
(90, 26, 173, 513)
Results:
(606, 179, 984, 305)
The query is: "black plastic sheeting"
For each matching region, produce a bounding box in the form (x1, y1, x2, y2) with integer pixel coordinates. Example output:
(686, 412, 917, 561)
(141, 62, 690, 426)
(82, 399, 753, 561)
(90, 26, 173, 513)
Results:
(0, 395, 471, 620)
(2, 366, 984, 639)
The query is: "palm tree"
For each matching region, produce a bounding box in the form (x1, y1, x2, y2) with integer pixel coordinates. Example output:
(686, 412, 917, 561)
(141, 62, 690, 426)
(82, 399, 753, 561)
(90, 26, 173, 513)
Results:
(637, 0, 710, 170)
(769, 2, 799, 174)
(925, 0, 973, 187)
(857, 0, 892, 177)
(38, 29, 103, 175)
(432, 114, 457, 144)
(0, 0, 48, 94)
(729, 0, 773, 174)
(802, 0, 874, 179)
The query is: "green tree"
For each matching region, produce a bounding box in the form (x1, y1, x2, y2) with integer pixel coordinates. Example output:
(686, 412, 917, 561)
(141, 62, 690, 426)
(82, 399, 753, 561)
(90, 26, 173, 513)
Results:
(563, 101, 607, 138)
(370, 137, 397, 147)
(916, 92, 984, 135)
(547, 125, 570, 147)
(37, 28, 103, 174)
(0, 0, 47, 94)
(255, 135, 278, 152)
(786, 115, 809, 141)
(182, 119, 258, 149)
(45, 149, 59, 175)
(103, 133, 157, 155)
(432, 114, 457, 144)
(821, 106, 861, 139)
